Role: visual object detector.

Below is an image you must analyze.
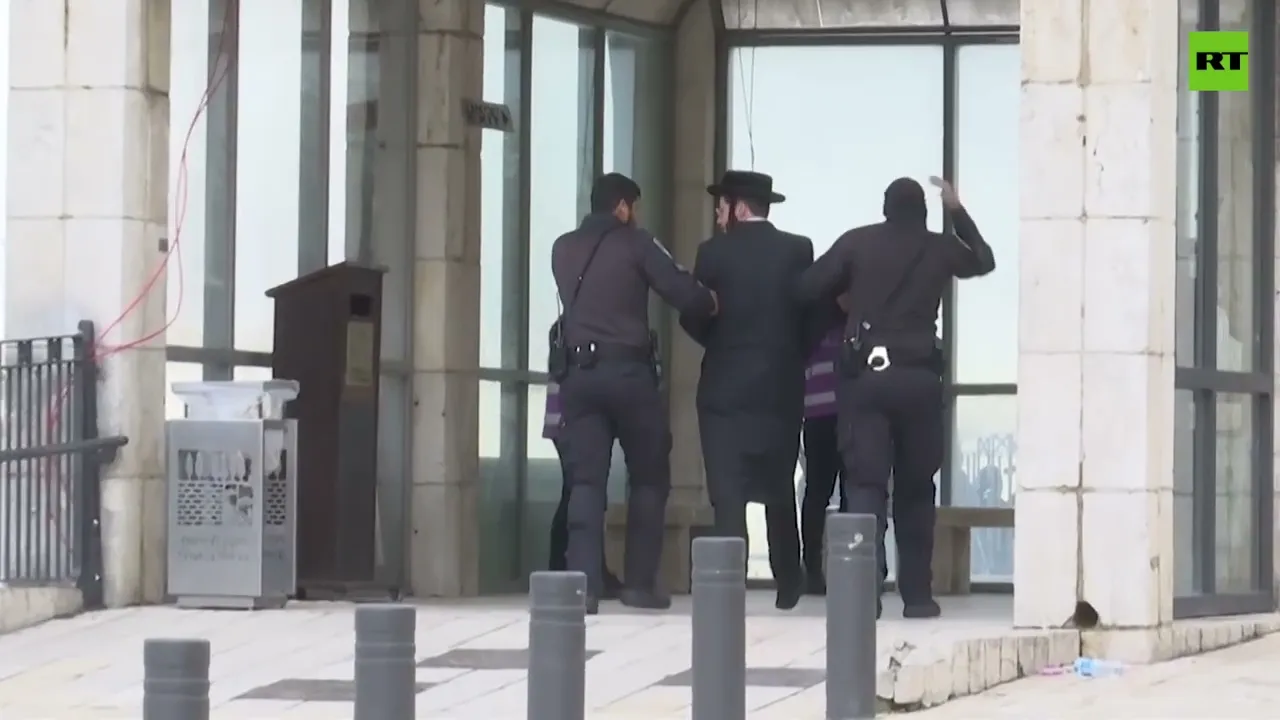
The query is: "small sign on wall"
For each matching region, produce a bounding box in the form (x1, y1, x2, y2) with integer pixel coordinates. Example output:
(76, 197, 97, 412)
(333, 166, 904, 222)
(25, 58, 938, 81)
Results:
(462, 99, 514, 132)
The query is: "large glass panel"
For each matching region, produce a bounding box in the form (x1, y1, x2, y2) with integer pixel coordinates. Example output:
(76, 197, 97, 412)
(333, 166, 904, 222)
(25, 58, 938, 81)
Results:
(528, 17, 595, 372)
(296, 0, 330, 274)
(604, 32, 670, 236)
(167, 0, 220, 347)
(335, 0, 380, 265)
(729, 46, 943, 577)
(233, 1, 304, 352)
(1175, 0, 1201, 368)
(954, 45, 1019, 384)
(525, 384, 627, 577)
(1215, 2, 1256, 371)
(722, 0, 945, 29)
(479, 380, 522, 592)
(1214, 392, 1257, 592)
(481, 5, 523, 370)
(1173, 389, 1198, 595)
(951, 394, 1016, 582)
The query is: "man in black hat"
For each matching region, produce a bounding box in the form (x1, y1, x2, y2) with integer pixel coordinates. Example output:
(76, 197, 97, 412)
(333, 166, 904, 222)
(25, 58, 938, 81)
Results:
(796, 176, 994, 620)
(680, 170, 839, 610)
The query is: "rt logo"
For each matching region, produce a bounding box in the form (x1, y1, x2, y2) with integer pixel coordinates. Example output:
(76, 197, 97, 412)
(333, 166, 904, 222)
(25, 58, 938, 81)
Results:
(1188, 31, 1249, 91)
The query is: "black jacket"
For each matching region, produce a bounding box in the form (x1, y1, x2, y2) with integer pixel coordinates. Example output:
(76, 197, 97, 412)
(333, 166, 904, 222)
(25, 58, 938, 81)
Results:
(681, 219, 831, 418)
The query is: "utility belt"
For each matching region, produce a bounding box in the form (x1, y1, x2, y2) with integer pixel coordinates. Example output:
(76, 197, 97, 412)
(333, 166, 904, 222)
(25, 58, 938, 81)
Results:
(837, 334, 943, 379)
(549, 333, 660, 381)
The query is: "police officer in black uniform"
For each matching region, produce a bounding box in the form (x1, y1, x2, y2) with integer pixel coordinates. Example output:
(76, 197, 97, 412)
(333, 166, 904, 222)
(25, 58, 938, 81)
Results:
(796, 176, 994, 619)
(552, 172, 718, 613)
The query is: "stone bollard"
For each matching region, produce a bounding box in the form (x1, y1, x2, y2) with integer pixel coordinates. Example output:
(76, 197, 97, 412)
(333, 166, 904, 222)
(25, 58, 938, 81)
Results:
(354, 604, 416, 720)
(691, 536, 747, 720)
(143, 638, 211, 720)
(528, 571, 587, 720)
(826, 513, 877, 719)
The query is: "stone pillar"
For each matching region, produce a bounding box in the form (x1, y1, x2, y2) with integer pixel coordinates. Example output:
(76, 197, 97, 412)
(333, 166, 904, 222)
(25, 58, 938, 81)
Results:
(406, 0, 482, 596)
(6, 0, 171, 607)
(663, 0, 717, 590)
(1016, 0, 1177, 661)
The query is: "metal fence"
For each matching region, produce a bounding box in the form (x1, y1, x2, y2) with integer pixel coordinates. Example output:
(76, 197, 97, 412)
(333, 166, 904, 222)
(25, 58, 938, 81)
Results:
(0, 321, 127, 608)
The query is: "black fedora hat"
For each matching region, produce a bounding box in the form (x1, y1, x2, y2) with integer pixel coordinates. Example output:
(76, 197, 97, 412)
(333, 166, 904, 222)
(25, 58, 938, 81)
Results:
(706, 170, 786, 204)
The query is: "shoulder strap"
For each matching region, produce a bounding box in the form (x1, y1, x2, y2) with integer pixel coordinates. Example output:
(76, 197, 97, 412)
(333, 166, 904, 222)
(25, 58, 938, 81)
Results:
(561, 228, 612, 317)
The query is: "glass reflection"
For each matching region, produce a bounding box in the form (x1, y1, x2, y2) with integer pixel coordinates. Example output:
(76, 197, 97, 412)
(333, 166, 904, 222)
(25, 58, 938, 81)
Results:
(954, 44, 1019, 384)
(951, 394, 1015, 582)
(1214, 2, 1256, 372)
(1213, 392, 1257, 593)
(234, 0, 304, 352)
(481, 5, 522, 369)
(729, 45, 943, 579)
(528, 17, 595, 372)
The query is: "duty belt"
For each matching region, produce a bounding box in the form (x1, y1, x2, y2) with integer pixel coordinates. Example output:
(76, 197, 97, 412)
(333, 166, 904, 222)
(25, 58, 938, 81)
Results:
(569, 342, 650, 365)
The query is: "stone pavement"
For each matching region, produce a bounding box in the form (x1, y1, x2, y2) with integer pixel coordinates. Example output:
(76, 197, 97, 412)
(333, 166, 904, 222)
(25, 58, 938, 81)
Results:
(914, 631, 1280, 718)
(0, 592, 1077, 718)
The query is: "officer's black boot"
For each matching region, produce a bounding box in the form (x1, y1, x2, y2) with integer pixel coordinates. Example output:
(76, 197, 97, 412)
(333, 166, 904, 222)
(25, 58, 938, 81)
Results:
(775, 568, 805, 611)
(585, 594, 600, 615)
(897, 503, 941, 619)
(619, 588, 671, 610)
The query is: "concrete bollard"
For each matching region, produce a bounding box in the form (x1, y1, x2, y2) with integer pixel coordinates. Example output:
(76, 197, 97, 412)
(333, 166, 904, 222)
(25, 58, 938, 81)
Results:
(143, 638, 210, 720)
(691, 536, 747, 720)
(354, 604, 416, 720)
(528, 571, 587, 720)
(826, 513, 877, 720)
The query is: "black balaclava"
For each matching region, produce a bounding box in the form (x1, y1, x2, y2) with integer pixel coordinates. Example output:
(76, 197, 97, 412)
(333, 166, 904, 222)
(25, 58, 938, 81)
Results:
(883, 177, 928, 227)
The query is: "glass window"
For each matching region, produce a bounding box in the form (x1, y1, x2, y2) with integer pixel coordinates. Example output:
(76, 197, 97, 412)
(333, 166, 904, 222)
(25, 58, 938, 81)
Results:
(479, 379, 522, 592)
(334, 0, 379, 266)
(729, 45, 943, 580)
(1213, 393, 1257, 593)
(481, 5, 523, 370)
(167, 0, 221, 348)
(233, 1, 304, 353)
(528, 17, 595, 372)
(1174, 0, 1200, 368)
(951, 394, 1016, 582)
(1214, 5, 1256, 372)
(954, 45, 1019, 384)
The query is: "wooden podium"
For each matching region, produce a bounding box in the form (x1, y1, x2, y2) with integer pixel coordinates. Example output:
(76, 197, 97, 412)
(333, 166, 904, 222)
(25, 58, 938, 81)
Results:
(266, 262, 386, 597)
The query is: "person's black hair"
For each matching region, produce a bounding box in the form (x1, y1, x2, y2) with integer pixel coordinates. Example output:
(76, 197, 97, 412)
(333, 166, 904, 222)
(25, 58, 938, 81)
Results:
(883, 177, 927, 226)
(590, 172, 642, 213)
(739, 197, 769, 218)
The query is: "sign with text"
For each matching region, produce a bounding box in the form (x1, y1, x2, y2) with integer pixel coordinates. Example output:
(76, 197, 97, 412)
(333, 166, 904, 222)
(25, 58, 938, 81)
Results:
(462, 99, 514, 132)
(1188, 31, 1250, 91)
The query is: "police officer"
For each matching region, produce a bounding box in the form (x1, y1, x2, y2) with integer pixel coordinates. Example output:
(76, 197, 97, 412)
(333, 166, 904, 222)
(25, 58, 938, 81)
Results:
(796, 176, 995, 619)
(552, 172, 718, 613)
(544, 382, 623, 596)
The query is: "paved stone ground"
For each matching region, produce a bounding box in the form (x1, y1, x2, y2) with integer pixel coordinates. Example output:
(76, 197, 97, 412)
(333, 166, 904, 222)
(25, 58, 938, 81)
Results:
(0, 593, 1030, 718)
(914, 631, 1280, 718)
(0, 592, 1270, 718)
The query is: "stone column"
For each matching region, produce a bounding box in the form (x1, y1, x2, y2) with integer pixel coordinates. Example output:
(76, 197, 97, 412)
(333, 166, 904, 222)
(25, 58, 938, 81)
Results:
(6, 0, 171, 606)
(663, 0, 718, 590)
(405, 0, 483, 596)
(1016, 0, 1177, 661)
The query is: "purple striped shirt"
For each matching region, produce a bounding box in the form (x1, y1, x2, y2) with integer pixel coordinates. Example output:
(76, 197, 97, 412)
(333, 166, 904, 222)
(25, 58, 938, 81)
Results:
(542, 383, 561, 439)
(804, 330, 841, 419)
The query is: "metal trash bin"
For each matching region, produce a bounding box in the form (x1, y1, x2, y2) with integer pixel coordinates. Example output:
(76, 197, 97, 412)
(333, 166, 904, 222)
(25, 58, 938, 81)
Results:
(166, 380, 299, 609)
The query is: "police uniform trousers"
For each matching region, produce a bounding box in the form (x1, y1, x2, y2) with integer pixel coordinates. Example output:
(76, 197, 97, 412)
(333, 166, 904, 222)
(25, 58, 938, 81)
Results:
(801, 414, 846, 575)
(549, 438, 622, 589)
(559, 357, 670, 596)
(700, 413, 803, 589)
(839, 366, 943, 604)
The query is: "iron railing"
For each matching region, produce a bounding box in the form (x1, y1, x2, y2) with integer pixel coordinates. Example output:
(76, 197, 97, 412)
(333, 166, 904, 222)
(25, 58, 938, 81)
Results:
(0, 321, 127, 608)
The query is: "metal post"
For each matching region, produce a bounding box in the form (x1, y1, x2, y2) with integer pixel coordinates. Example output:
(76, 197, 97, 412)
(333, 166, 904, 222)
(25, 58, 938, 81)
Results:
(143, 638, 210, 720)
(826, 513, 877, 719)
(528, 571, 587, 720)
(354, 604, 416, 720)
(692, 536, 746, 720)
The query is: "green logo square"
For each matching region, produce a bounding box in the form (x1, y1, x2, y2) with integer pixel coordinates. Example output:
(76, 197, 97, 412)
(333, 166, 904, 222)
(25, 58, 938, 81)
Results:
(1188, 31, 1250, 92)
